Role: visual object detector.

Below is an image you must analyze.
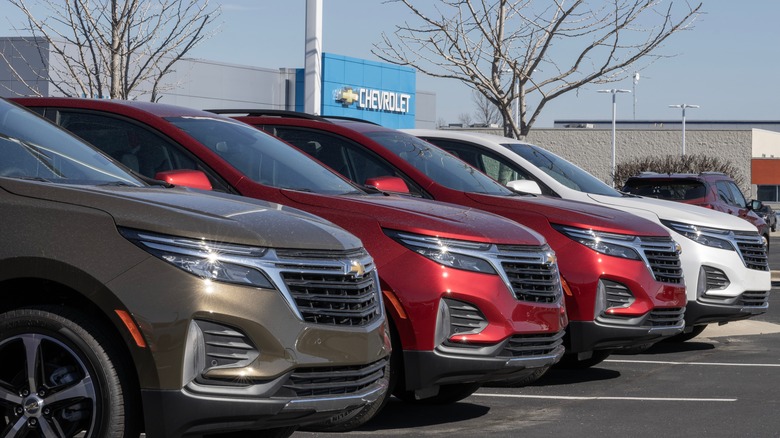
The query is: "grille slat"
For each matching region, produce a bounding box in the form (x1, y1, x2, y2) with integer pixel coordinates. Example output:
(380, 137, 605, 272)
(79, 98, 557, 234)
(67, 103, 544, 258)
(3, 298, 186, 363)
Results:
(733, 233, 769, 271)
(282, 272, 380, 326)
(285, 358, 388, 397)
(501, 330, 566, 357)
(639, 237, 683, 284)
(648, 307, 686, 326)
(497, 245, 562, 303)
(740, 290, 770, 307)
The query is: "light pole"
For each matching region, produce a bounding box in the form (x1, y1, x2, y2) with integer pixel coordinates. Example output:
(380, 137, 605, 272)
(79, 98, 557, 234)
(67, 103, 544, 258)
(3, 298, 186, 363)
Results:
(669, 104, 699, 155)
(598, 89, 631, 186)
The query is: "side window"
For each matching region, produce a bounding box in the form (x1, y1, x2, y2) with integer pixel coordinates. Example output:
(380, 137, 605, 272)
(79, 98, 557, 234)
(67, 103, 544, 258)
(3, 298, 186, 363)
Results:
(269, 126, 427, 197)
(725, 181, 747, 207)
(715, 181, 737, 206)
(53, 110, 231, 191)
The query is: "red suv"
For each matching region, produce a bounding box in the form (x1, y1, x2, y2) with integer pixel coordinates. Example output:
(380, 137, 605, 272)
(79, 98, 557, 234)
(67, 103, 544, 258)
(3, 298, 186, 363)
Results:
(14, 98, 568, 424)
(622, 172, 770, 248)
(219, 111, 688, 371)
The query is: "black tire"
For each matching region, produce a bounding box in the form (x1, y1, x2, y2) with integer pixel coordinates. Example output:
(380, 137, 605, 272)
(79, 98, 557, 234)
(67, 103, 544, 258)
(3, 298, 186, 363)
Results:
(663, 325, 707, 343)
(555, 350, 612, 369)
(393, 382, 481, 405)
(0, 306, 139, 438)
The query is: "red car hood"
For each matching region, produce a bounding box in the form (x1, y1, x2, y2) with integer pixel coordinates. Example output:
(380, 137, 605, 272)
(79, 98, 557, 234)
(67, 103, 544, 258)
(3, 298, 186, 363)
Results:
(282, 190, 546, 245)
(464, 192, 669, 236)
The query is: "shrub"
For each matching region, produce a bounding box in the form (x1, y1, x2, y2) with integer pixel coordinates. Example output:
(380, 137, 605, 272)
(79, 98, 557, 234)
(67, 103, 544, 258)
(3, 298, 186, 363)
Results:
(614, 155, 744, 188)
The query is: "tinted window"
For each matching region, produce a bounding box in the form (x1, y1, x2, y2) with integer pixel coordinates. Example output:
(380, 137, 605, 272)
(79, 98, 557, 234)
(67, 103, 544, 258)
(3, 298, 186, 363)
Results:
(0, 100, 141, 186)
(263, 126, 427, 197)
(504, 143, 619, 196)
(168, 117, 362, 195)
(622, 180, 707, 200)
(364, 131, 512, 196)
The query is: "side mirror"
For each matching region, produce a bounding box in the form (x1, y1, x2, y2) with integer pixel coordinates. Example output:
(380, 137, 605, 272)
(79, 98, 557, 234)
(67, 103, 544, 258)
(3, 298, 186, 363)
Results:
(750, 199, 763, 211)
(365, 176, 410, 194)
(154, 169, 212, 191)
(506, 179, 542, 195)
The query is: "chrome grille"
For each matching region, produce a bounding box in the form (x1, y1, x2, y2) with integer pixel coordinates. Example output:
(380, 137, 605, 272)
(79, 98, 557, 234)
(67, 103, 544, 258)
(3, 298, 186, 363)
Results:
(500, 330, 566, 357)
(733, 232, 769, 271)
(638, 237, 684, 284)
(281, 270, 380, 326)
(284, 358, 388, 397)
(740, 290, 770, 307)
(647, 307, 686, 327)
(275, 248, 382, 326)
(498, 245, 562, 303)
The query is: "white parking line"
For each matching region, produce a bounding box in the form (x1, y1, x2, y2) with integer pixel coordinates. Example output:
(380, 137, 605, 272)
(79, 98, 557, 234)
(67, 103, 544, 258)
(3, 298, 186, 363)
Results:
(605, 359, 780, 367)
(472, 394, 736, 402)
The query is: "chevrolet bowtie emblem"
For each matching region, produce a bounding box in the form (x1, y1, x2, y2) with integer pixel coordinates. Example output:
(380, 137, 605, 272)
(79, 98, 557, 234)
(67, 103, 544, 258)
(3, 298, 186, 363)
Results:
(349, 260, 365, 278)
(336, 87, 359, 105)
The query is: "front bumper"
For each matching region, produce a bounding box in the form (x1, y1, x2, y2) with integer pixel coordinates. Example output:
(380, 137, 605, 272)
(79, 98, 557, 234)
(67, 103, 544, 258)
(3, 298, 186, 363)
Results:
(568, 310, 685, 352)
(684, 291, 770, 326)
(402, 335, 565, 393)
(141, 375, 387, 437)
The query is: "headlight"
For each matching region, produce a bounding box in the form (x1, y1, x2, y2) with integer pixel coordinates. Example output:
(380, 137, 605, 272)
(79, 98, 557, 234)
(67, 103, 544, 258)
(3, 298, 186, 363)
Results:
(384, 229, 497, 274)
(660, 220, 735, 251)
(120, 228, 277, 289)
(552, 225, 641, 260)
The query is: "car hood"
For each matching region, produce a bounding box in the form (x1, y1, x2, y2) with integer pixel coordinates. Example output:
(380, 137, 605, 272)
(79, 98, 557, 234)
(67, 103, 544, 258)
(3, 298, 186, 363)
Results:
(464, 192, 669, 236)
(2, 179, 363, 250)
(588, 193, 760, 232)
(282, 190, 546, 245)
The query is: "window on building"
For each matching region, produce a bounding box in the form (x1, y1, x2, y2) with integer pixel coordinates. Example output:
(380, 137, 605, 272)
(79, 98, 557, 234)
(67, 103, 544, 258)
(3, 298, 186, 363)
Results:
(757, 185, 779, 202)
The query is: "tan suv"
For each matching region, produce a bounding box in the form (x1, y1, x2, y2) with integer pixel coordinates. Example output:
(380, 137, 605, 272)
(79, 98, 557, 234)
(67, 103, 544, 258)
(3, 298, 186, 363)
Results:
(0, 98, 390, 437)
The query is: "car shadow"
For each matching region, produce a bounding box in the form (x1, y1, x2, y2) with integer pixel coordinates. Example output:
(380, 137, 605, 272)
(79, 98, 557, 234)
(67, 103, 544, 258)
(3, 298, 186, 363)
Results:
(357, 399, 491, 431)
(528, 366, 622, 387)
(612, 340, 716, 356)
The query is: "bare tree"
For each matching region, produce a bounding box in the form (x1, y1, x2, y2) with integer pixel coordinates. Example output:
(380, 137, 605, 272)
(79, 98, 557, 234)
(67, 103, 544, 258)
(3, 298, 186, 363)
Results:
(373, 0, 702, 138)
(458, 112, 473, 127)
(472, 89, 500, 126)
(3, 0, 220, 101)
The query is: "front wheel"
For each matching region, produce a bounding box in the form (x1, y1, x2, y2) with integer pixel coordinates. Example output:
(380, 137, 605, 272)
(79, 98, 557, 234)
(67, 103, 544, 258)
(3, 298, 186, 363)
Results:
(0, 306, 139, 438)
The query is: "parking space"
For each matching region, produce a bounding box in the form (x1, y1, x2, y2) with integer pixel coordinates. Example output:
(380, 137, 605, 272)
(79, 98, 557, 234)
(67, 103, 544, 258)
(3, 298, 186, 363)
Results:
(297, 286, 780, 437)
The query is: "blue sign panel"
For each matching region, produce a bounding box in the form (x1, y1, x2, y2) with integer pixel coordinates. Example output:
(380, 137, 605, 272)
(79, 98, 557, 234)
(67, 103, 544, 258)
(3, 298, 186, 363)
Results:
(319, 53, 416, 129)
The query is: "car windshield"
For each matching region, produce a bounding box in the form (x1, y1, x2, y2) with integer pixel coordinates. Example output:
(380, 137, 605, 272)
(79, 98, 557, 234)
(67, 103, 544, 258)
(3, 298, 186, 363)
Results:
(167, 117, 362, 195)
(365, 131, 513, 195)
(504, 143, 619, 196)
(0, 100, 142, 186)
(622, 179, 707, 200)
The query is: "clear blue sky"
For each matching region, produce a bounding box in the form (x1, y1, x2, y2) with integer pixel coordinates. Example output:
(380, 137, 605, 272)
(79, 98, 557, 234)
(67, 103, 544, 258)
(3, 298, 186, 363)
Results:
(3, 1, 779, 128)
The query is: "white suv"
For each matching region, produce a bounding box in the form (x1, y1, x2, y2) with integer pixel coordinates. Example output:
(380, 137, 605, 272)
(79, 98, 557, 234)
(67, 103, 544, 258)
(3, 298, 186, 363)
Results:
(405, 129, 771, 341)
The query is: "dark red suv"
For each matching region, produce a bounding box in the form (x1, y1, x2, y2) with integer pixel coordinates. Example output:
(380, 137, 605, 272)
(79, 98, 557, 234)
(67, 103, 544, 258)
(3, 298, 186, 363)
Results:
(622, 172, 770, 248)
(14, 98, 568, 424)
(219, 111, 688, 371)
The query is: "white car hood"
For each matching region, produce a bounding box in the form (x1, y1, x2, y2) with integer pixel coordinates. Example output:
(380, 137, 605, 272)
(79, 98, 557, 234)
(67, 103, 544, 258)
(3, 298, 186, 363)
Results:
(588, 193, 758, 232)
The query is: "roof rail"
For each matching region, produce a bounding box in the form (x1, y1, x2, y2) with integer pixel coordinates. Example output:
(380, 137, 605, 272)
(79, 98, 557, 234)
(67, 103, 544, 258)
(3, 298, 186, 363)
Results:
(203, 109, 331, 122)
(324, 115, 381, 126)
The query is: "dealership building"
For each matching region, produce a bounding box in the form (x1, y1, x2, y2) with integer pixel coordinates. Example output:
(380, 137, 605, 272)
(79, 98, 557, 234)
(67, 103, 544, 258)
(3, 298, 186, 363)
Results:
(2, 34, 779, 205)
